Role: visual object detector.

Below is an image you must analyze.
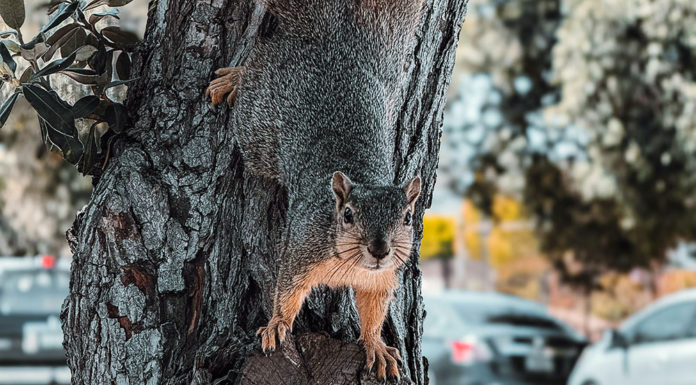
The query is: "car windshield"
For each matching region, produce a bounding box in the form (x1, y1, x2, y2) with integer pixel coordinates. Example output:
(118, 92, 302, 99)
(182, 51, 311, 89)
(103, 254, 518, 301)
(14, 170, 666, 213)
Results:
(0, 270, 69, 315)
(425, 296, 563, 331)
(486, 313, 563, 330)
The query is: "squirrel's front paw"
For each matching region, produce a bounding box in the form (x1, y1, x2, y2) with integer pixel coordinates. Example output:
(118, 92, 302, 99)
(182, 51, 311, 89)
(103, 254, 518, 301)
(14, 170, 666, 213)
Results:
(205, 66, 245, 106)
(256, 317, 290, 353)
(362, 338, 402, 380)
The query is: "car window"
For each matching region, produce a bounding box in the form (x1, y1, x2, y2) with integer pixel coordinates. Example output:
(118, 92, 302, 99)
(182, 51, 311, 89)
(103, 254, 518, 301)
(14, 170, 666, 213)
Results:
(632, 302, 696, 344)
(423, 301, 468, 336)
(452, 303, 561, 331)
(425, 297, 565, 333)
(486, 313, 563, 331)
(0, 270, 69, 315)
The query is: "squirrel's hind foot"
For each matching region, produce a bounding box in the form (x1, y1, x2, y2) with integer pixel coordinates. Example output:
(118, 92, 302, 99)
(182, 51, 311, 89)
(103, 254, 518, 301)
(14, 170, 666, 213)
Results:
(206, 66, 246, 106)
(362, 338, 402, 380)
(256, 317, 291, 353)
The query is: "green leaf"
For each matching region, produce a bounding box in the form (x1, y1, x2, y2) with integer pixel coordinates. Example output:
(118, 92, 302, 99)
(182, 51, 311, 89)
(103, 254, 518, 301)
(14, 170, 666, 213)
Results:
(100, 26, 139, 46)
(28, 86, 83, 165)
(42, 23, 79, 61)
(0, 0, 25, 29)
(61, 28, 87, 59)
(45, 23, 79, 46)
(73, 43, 96, 62)
(72, 95, 99, 118)
(0, 39, 15, 72)
(62, 67, 97, 75)
(59, 68, 106, 85)
(40, 2, 79, 35)
(1, 38, 19, 53)
(104, 77, 137, 89)
(115, 51, 130, 80)
(38, 115, 83, 164)
(77, 121, 100, 174)
(32, 50, 77, 79)
(83, 0, 107, 12)
(20, 42, 48, 61)
(88, 8, 119, 25)
(0, 91, 19, 128)
(107, 0, 133, 7)
(88, 39, 106, 73)
(22, 83, 76, 136)
(18, 66, 33, 83)
(85, 32, 99, 47)
(105, 103, 127, 133)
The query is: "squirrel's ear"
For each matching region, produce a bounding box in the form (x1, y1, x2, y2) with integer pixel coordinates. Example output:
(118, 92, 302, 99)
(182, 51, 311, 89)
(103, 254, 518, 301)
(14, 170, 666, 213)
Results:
(404, 176, 421, 207)
(332, 171, 353, 205)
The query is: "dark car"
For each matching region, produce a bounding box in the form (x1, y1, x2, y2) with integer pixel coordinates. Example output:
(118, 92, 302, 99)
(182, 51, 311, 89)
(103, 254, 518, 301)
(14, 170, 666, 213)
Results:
(0, 256, 70, 385)
(423, 291, 586, 385)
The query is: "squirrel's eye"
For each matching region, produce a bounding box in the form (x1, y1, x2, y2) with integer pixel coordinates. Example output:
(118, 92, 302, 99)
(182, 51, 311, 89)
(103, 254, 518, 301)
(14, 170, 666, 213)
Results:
(344, 207, 354, 224)
(404, 211, 412, 226)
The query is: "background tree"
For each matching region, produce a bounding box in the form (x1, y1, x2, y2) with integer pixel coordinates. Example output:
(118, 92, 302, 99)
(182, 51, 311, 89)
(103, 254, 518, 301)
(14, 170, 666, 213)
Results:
(443, 0, 696, 292)
(1, 0, 468, 384)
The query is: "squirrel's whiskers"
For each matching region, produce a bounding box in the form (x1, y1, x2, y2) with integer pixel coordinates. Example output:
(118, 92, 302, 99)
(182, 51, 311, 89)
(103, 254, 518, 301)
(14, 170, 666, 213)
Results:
(325, 252, 359, 285)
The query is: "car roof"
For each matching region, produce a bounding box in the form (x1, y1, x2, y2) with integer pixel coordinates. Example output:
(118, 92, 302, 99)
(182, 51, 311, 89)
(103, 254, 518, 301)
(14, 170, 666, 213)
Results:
(424, 290, 549, 314)
(621, 288, 696, 331)
(422, 290, 585, 341)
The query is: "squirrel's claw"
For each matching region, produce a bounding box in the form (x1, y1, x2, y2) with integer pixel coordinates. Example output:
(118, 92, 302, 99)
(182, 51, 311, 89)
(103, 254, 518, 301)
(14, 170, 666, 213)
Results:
(257, 317, 290, 353)
(206, 66, 246, 106)
(363, 339, 401, 380)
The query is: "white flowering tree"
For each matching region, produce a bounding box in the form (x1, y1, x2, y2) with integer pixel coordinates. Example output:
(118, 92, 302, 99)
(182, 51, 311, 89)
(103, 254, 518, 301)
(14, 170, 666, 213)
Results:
(444, 0, 696, 286)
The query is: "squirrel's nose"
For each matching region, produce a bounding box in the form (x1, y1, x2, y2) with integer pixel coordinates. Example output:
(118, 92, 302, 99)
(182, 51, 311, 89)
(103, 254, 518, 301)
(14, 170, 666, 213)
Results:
(368, 239, 391, 260)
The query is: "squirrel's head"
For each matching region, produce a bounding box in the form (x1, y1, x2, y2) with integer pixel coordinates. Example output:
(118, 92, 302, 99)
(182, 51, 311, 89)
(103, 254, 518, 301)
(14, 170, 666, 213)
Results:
(331, 171, 421, 271)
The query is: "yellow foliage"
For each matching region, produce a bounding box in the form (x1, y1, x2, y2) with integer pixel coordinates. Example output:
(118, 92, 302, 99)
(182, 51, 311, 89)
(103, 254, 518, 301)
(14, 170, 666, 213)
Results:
(492, 195, 522, 221)
(487, 225, 538, 268)
(464, 229, 482, 260)
(461, 200, 482, 259)
(461, 199, 481, 225)
(592, 273, 652, 322)
(496, 255, 549, 300)
(487, 226, 514, 267)
(420, 214, 456, 261)
(460, 198, 536, 264)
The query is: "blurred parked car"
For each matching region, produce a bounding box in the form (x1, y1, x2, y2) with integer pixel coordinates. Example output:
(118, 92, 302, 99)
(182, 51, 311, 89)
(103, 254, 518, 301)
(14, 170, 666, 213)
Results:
(0, 256, 71, 385)
(423, 290, 586, 385)
(568, 288, 696, 385)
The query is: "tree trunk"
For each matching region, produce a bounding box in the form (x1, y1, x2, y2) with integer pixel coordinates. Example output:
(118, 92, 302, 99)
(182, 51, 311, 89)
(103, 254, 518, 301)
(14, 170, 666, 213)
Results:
(61, 1, 468, 384)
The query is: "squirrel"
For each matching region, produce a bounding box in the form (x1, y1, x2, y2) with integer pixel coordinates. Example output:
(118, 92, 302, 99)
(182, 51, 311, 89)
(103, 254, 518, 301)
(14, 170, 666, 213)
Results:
(206, 0, 424, 379)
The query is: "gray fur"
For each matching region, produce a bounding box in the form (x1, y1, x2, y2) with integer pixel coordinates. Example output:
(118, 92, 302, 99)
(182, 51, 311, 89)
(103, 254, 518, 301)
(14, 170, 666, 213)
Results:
(232, 0, 423, 316)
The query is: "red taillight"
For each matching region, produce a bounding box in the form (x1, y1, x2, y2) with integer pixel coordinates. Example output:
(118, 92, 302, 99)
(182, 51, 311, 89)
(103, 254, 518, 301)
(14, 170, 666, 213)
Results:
(450, 337, 493, 365)
(41, 255, 56, 269)
(451, 341, 475, 363)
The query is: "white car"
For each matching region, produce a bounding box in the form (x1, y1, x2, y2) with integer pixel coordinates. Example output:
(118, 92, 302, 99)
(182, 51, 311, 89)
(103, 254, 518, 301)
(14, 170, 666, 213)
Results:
(568, 288, 696, 385)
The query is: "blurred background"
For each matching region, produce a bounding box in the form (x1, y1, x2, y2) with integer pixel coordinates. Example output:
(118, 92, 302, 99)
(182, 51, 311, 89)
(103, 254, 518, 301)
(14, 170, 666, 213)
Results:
(2, 0, 696, 384)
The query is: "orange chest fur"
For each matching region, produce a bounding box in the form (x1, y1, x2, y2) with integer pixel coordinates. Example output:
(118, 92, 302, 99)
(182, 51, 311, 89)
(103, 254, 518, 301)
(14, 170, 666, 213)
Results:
(300, 257, 399, 293)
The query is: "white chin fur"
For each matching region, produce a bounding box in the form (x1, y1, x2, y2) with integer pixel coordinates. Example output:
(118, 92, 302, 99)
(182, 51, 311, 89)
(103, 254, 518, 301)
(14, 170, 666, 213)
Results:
(362, 257, 394, 270)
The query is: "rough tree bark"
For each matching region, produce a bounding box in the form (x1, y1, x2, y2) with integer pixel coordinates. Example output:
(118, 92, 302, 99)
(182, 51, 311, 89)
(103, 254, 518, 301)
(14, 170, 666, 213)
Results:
(61, 0, 468, 384)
